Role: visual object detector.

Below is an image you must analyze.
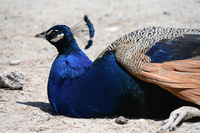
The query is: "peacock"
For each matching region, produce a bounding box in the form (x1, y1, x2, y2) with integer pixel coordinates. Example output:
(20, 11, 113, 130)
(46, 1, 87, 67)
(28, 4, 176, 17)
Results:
(35, 15, 200, 131)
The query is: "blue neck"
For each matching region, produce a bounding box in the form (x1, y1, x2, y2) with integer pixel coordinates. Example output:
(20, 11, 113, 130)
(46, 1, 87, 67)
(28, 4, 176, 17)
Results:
(48, 42, 93, 114)
(53, 35, 81, 55)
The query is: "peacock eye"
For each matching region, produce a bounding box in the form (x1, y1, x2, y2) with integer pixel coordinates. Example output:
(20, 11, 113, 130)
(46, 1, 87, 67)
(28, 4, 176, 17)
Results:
(50, 31, 58, 38)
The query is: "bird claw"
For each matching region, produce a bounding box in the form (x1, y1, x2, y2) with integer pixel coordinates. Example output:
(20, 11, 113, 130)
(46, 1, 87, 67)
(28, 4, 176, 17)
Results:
(159, 119, 178, 131)
(159, 106, 200, 131)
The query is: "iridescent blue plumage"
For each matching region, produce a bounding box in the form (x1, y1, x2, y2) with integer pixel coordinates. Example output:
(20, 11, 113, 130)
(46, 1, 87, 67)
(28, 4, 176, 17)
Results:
(47, 45, 145, 117)
(145, 35, 200, 63)
(35, 17, 200, 123)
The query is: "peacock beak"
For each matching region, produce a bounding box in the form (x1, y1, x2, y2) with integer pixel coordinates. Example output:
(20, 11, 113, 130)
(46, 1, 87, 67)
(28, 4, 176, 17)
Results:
(35, 31, 46, 39)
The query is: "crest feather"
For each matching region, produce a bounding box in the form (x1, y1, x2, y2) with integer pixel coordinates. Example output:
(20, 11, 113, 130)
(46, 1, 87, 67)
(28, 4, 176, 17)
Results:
(71, 15, 95, 49)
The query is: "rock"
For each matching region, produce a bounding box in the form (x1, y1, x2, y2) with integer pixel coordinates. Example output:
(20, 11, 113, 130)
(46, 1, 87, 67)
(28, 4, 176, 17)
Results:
(33, 111, 37, 115)
(10, 59, 21, 65)
(104, 26, 119, 32)
(137, 119, 146, 123)
(163, 11, 171, 15)
(115, 116, 128, 124)
(0, 69, 25, 89)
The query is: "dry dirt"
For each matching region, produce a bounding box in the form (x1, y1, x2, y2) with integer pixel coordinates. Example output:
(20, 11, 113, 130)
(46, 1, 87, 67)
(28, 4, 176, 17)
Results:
(0, 0, 200, 132)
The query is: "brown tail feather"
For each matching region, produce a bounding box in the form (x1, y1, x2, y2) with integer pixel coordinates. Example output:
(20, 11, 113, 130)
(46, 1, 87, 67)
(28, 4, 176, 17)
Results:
(131, 59, 200, 106)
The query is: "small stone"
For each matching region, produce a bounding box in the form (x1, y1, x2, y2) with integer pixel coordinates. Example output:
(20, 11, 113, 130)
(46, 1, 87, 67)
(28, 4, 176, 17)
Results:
(137, 119, 146, 123)
(10, 59, 21, 65)
(163, 11, 171, 15)
(0, 69, 25, 89)
(115, 116, 128, 124)
(104, 26, 119, 32)
(33, 111, 37, 115)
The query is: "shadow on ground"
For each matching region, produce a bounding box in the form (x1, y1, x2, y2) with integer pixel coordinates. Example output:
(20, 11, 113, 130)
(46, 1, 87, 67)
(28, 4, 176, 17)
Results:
(16, 101, 200, 128)
(17, 101, 55, 115)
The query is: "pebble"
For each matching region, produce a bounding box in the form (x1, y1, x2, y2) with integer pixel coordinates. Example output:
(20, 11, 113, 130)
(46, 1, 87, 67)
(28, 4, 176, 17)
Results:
(137, 119, 146, 123)
(104, 26, 119, 32)
(10, 59, 21, 65)
(33, 111, 37, 115)
(115, 116, 128, 124)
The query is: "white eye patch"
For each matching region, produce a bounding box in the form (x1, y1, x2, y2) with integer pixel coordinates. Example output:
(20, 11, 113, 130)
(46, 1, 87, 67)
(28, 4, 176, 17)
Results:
(50, 33, 64, 42)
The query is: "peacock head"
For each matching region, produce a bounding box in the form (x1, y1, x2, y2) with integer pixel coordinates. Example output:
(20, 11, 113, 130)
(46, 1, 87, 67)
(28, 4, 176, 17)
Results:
(35, 15, 95, 54)
(35, 25, 72, 43)
(36, 25, 78, 54)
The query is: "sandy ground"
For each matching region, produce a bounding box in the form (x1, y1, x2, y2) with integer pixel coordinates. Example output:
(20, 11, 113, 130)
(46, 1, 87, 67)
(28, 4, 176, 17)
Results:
(0, 0, 200, 132)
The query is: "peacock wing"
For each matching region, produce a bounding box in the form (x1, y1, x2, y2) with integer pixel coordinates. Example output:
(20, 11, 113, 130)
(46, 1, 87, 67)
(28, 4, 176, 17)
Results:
(100, 27, 200, 105)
